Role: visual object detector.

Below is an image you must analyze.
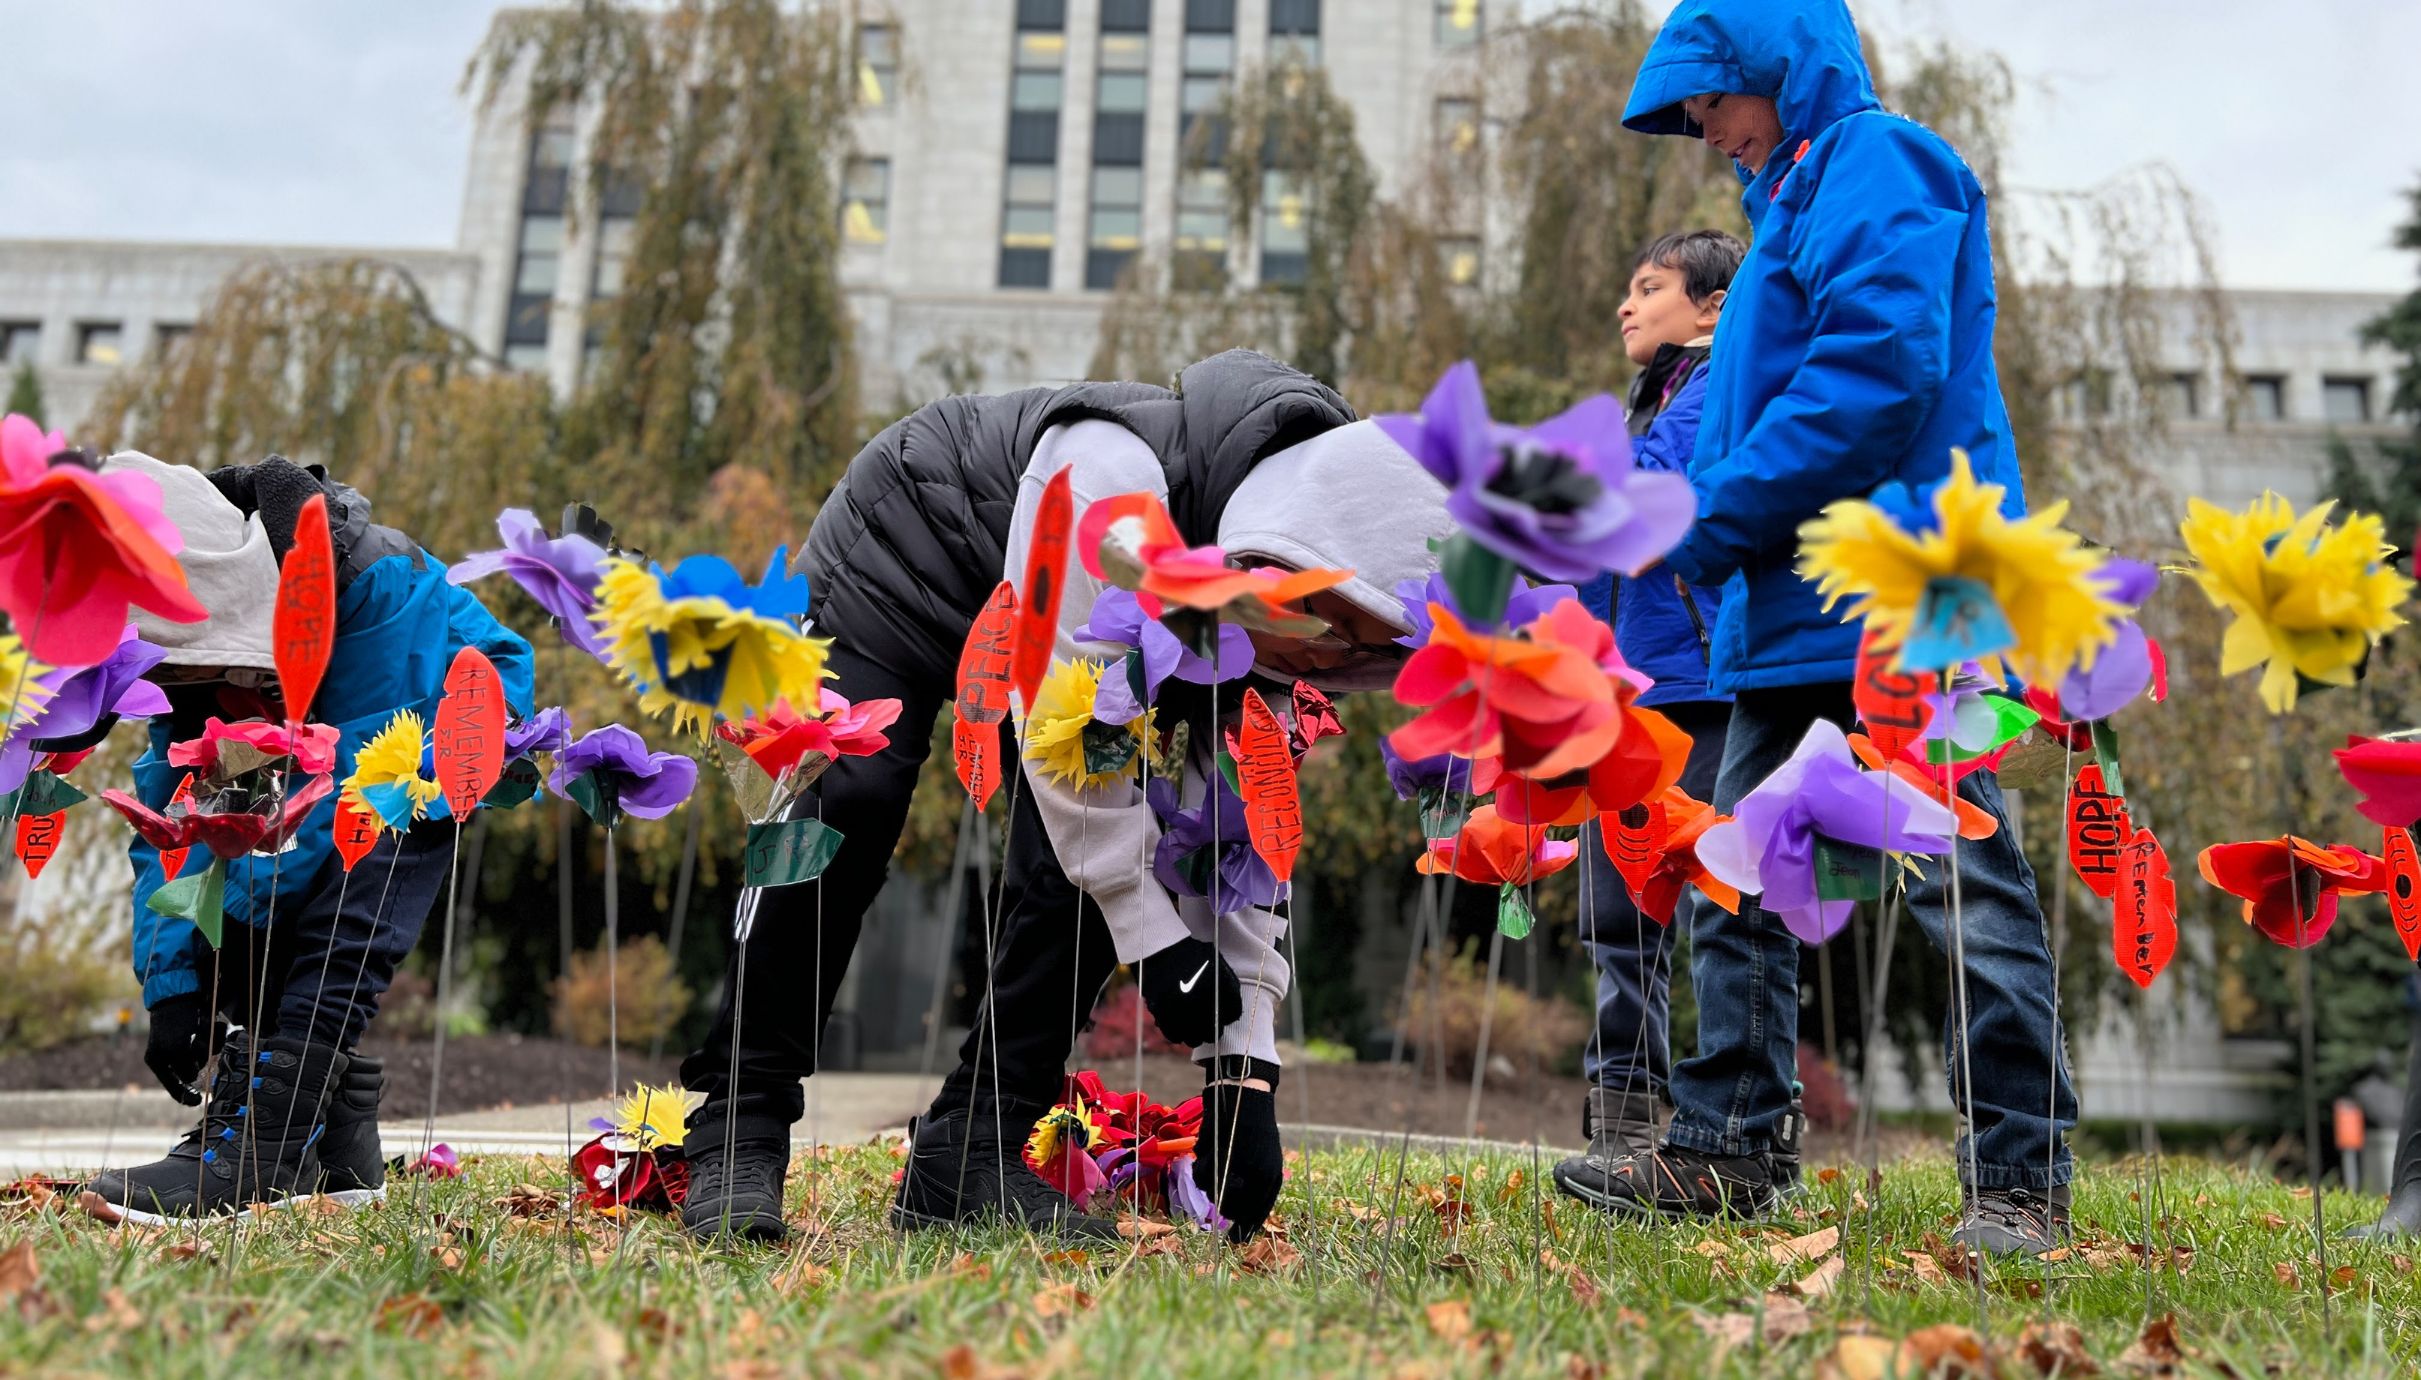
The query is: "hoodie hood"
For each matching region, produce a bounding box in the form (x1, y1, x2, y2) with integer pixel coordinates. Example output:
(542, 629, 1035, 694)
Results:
(98, 451, 280, 673)
(1217, 418, 1453, 692)
(1623, 0, 1880, 151)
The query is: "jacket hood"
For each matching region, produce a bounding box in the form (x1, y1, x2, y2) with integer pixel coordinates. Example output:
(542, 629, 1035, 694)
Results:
(99, 451, 280, 672)
(1623, 0, 1880, 147)
(1217, 418, 1452, 692)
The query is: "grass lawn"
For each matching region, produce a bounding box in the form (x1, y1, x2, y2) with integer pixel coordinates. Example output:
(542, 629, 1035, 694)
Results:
(3, 1139, 2418, 1377)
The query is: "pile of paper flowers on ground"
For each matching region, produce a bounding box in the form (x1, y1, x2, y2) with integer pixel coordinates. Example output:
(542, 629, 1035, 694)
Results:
(1025, 1071, 1226, 1232)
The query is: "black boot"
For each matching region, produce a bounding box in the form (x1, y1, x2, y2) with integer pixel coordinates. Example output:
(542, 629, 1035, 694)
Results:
(1551, 1086, 1661, 1211)
(680, 1103, 791, 1244)
(891, 1100, 1123, 1240)
(2349, 1006, 2421, 1239)
(316, 1053, 386, 1207)
(1771, 1085, 1808, 1197)
(83, 1032, 345, 1225)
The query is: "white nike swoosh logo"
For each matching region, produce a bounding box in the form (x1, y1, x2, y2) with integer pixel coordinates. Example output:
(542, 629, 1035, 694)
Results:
(1177, 961, 1210, 994)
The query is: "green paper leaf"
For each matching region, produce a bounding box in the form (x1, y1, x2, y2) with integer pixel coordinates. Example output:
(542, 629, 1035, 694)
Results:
(1440, 532, 1516, 629)
(563, 771, 621, 830)
(1925, 694, 2039, 765)
(1813, 837, 1888, 902)
(16, 772, 87, 816)
(1495, 883, 1535, 939)
(2091, 718, 2125, 800)
(481, 759, 542, 811)
(1122, 648, 1148, 704)
(743, 816, 844, 888)
(1080, 719, 1140, 776)
(148, 859, 228, 948)
(1418, 787, 1471, 841)
(1217, 750, 1240, 797)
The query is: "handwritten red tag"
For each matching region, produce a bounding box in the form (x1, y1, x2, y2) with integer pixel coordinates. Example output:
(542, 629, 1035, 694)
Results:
(15, 811, 63, 879)
(958, 581, 1018, 727)
(953, 715, 1001, 811)
(433, 648, 505, 818)
(2383, 826, 2421, 964)
(272, 492, 337, 724)
(2113, 825, 2176, 989)
(1852, 628, 1930, 761)
(334, 796, 382, 872)
(2066, 762, 2131, 900)
(1011, 468, 1073, 715)
(1605, 799, 1666, 902)
(157, 772, 198, 881)
(1234, 689, 1302, 886)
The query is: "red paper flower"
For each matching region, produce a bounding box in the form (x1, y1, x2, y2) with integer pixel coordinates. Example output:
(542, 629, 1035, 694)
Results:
(1601, 785, 1742, 924)
(0, 415, 208, 665)
(2337, 735, 2421, 829)
(1485, 700, 1695, 827)
(1392, 599, 1626, 780)
(1418, 804, 1579, 886)
(715, 689, 903, 782)
(2196, 836, 2388, 948)
(1845, 732, 2002, 841)
(167, 718, 341, 779)
(1079, 492, 1350, 635)
(570, 1136, 690, 1212)
(100, 774, 333, 862)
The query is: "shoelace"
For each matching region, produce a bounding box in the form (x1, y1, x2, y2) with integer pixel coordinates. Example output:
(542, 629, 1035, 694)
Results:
(692, 1145, 782, 1203)
(1970, 1191, 2058, 1241)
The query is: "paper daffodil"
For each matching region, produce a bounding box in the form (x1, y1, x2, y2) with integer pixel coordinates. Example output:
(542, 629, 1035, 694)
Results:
(0, 415, 207, 665)
(2336, 735, 2421, 828)
(0, 628, 52, 737)
(548, 725, 698, 827)
(1078, 492, 1350, 638)
(1696, 719, 1961, 946)
(593, 547, 832, 735)
(1390, 598, 1634, 780)
(341, 709, 444, 828)
(2177, 493, 2413, 714)
(1026, 1100, 1110, 1202)
(1602, 786, 1742, 924)
(1375, 360, 1695, 583)
(1148, 775, 1286, 913)
(1024, 658, 1153, 790)
(587, 1083, 700, 1153)
(1798, 451, 2124, 685)
(2196, 836, 2388, 949)
(448, 508, 613, 659)
(166, 717, 342, 781)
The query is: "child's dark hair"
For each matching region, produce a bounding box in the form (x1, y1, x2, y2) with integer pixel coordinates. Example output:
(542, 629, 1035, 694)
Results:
(1634, 229, 1746, 305)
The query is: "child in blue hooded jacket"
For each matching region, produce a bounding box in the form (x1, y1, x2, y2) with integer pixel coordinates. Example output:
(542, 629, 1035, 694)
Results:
(81, 454, 533, 1225)
(1585, 0, 2076, 1257)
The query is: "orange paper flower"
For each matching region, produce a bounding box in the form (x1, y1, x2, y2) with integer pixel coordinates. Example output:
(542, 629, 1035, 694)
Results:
(2195, 836, 2388, 949)
(1417, 803, 1579, 887)
(1601, 785, 1742, 924)
(1845, 731, 2001, 841)
(1391, 599, 1626, 780)
(1078, 491, 1349, 636)
(1484, 703, 1694, 827)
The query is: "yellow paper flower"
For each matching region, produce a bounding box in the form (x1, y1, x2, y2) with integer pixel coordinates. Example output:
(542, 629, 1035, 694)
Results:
(1798, 450, 2123, 685)
(2178, 493, 2412, 714)
(1024, 1099, 1103, 1168)
(340, 709, 443, 827)
(0, 631, 52, 733)
(1023, 657, 1153, 790)
(593, 556, 833, 737)
(610, 1083, 700, 1152)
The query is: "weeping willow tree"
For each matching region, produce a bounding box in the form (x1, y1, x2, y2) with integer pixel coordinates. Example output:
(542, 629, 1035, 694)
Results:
(79, 0, 864, 1040)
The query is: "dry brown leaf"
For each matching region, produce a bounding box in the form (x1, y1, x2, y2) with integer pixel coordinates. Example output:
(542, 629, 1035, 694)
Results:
(1564, 1357, 1604, 1380)
(2015, 1320, 2098, 1376)
(161, 1239, 213, 1263)
(0, 1242, 36, 1302)
(2273, 1260, 2301, 1288)
(376, 1294, 444, 1340)
(495, 1184, 561, 1218)
(1902, 1249, 1952, 1288)
(1030, 1283, 1093, 1319)
(2116, 1314, 2184, 1374)
(1424, 1299, 1472, 1343)
(1788, 1254, 1845, 1301)
(1042, 1250, 1091, 1268)
(773, 1255, 829, 1293)
(2251, 1211, 2291, 1231)
(1768, 1225, 1840, 1265)
(1901, 1324, 1991, 1378)
(1815, 1167, 1843, 1186)
(1497, 1169, 1527, 1204)
(1819, 1334, 1902, 1380)
(949, 1251, 992, 1281)
(1567, 1270, 1602, 1307)
(429, 1245, 465, 1271)
(2393, 1254, 2415, 1275)
(1116, 1215, 1178, 1238)
(1236, 1234, 1301, 1274)
(82, 1287, 142, 1335)
(1759, 1294, 1815, 1345)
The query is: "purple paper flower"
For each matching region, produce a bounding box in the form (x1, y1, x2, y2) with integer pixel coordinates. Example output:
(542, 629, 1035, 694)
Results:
(1166, 1154, 1231, 1234)
(1375, 360, 1696, 583)
(548, 725, 697, 822)
(1695, 719, 1959, 946)
(1076, 588, 1254, 696)
(449, 509, 611, 659)
(2059, 619, 2156, 723)
(1148, 775, 1285, 913)
(2093, 556, 2159, 610)
(1393, 572, 1577, 647)
(2, 626, 170, 791)
(505, 706, 573, 760)
(1378, 736, 1469, 802)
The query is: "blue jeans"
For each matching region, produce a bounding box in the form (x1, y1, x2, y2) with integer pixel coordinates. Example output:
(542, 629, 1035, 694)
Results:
(1665, 684, 2076, 1190)
(1579, 699, 1730, 1101)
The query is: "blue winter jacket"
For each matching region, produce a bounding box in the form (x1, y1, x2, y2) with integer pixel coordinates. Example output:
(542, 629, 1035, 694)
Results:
(1623, 0, 2026, 692)
(128, 504, 534, 1008)
(1580, 344, 1728, 707)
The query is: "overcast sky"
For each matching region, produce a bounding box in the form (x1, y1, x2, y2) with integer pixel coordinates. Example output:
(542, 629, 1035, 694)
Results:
(5, 1, 2414, 293)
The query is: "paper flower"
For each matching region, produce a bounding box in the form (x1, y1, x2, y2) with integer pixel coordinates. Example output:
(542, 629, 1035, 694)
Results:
(1166, 1154, 1231, 1233)
(2053, 620, 2168, 725)
(715, 689, 902, 787)
(548, 725, 698, 825)
(571, 1136, 689, 1213)
(340, 710, 443, 828)
(0, 627, 167, 792)
(399, 1143, 461, 1180)
(1915, 678, 2039, 766)
(1079, 492, 1351, 637)
(505, 706, 574, 760)
(449, 509, 612, 658)
(1483, 690, 1693, 828)
(1390, 599, 1626, 780)
(587, 1083, 699, 1153)
(1417, 804, 1579, 886)
(1602, 786, 1742, 924)
(2196, 836, 2389, 949)
(1026, 1101, 1110, 1202)
(167, 718, 342, 780)
(0, 415, 207, 666)
(2177, 493, 2413, 714)
(1148, 775, 1286, 913)
(1843, 731, 2002, 841)
(1394, 572, 1577, 646)
(2337, 736, 2421, 828)
(101, 772, 334, 862)
(1798, 451, 2124, 685)
(1075, 588, 1255, 710)
(1695, 719, 1960, 946)
(1024, 658, 1152, 790)
(593, 548, 832, 735)
(1375, 360, 1694, 582)
(1380, 737, 1468, 802)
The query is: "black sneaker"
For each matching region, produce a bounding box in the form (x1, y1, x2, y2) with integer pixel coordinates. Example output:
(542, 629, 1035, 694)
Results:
(83, 1032, 345, 1226)
(1771, 1089, 1808, 1198)
(1551, 1087, 1659, 1211)
(315, 1053, 386, 1207)
(1588, 1141, 1779, 1221)
(891, 1103, 1123, 1240)
(1952, 1183, 2072, 1258)
(680, 1107, 791, 1244)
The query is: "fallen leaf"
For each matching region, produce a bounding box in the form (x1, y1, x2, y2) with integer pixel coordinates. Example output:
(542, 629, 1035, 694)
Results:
(2392, 1254, 2414, 1275)
(1768, 1225, 1840, 1265)
(429, 1245, 465, 1271)
(0, 1242, 35, 1302)
(1691, 1239, 1736, 1260)
(495, 1184, 561, 1218)
(1237, 1234, 1301, 1274)
(1819, 1334, 1901, 1380)
(1030, 1283, 1092, 1319)
(376, 1294, 444, 1340)
(2252, 1211, 2290, 1231)
(1497, 1169, 1526, 1204)
(1788, 1254, 1845, 1301)
(81, 1287, 142, 1335)
(1815, 1167, 1843, 1186)
(1116, 1215, 1178, 1238)
(1564, 1357, 1604, 1380)
(2014, 1320, 2098, 1376)
(1759, 1294, 1815, 1345)
(161, 1239, 213, 1263)
(1902, 1250, 1952, 1288)
(1901, 1324, 1990, 1378)
(1567, 1270, 1601, 1307)
(1424, 1299, 1472, 1343)
(2116, 1314, 2184, 1373)
(773, 1255, 829, 1293)
(2273, 1260, 2301, 1288)
(949, 1251, 992, 1281)
(1042, 1250, 1091, 1268)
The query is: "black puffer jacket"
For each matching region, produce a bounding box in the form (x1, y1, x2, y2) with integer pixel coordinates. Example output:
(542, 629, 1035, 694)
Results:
(800, 350, 1354, 680)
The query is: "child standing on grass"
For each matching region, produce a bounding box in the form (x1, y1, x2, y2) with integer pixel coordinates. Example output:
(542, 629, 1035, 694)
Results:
(1595, 0, 2077, 1257)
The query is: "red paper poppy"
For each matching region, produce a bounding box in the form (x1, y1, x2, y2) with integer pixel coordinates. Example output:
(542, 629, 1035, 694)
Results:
(715, 690, 903, 783)
(570, 1136, 689, 1212)
(1417, 804, 1579, 887)
(1487, 701, 1695, 827)
(166, 718, 342, 779)
(2196, 836, 2389, 949)
(2337, 735, 2421, 830)
(1845, 732, 2001, 841)
(0, 437, 208, 666)
(1392, 601, 1623, 781)
(1600, 785, 1743, 924)
(100, 773, 334, 862)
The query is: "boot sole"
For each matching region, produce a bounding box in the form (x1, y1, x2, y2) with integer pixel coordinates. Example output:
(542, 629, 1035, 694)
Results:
(1554, 1165, 1777, 1223)
(78, 1189, 315, 1228)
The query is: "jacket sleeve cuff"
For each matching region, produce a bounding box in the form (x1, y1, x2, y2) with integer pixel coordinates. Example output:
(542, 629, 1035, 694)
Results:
(1099, 885, 1194, 965)
(1199, 976, 1285, 1067)
(144, 966, 201, 1008)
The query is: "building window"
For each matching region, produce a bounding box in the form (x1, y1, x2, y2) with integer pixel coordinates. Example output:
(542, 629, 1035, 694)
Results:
(1001, 7, 1066, 289)
(524, 111, 576, 216)
(2323, 376, 2373, 424)
(151, 323, 193, 360)
(1440, 237, 1481, 288)
(75, 322, 123, 367)
(2058, 368, 2114, 423)
(856, 22, 898, 107)
(592, 218, 638, 298)
(1436, 0, 1481, 48)
(1088, 167, 1145, 290)
(1434, 97, 1480, 162)
(1269, 0, 1319, 66)
(1000, 166, 1058, 289)
(1094, 28, 1149, 166)
(1180, 1, 1235, 160)
(2243, 374, 2286, 422)
(1260, 169, 1309, 286)
(2162, 372, 2200, 420)
(843, 158, 891, 246)
(1174, 169, 1229, 290)
(0, 322, 37, 366)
